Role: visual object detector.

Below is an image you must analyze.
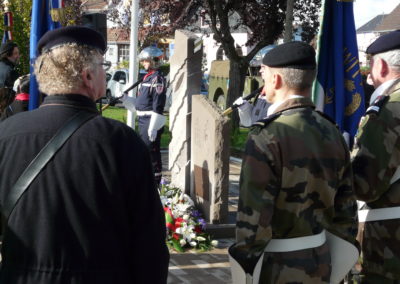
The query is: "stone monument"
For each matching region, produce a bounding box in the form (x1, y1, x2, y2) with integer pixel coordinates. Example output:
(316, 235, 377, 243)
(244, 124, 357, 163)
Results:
(191, 95, 230, 224)
(168, 30, 203, 192)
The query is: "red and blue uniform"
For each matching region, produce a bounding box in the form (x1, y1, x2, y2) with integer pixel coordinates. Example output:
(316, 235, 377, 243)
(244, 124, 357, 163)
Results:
(136, 69, 166, 183)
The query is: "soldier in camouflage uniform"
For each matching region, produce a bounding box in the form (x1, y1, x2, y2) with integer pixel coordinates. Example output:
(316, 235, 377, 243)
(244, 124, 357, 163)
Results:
(351, 30, 400, 284)
(230, 41, 359, 283)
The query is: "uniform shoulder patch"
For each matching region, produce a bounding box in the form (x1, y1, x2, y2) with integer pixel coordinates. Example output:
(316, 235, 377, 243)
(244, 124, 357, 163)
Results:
(366, 95, 389, 115)
(252, 112, 281, 128)
(151, 75, 165, 95)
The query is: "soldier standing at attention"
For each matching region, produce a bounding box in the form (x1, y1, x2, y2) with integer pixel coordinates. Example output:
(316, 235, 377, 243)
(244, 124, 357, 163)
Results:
(229, 41, 359, 283)
(122, 46, 166, 185)
(352, 30, 400, 283)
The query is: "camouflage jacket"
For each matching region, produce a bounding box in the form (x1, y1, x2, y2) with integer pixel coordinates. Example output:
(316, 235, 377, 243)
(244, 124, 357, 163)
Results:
(351, 80, 400, 279)
(231, 97, 358, 284)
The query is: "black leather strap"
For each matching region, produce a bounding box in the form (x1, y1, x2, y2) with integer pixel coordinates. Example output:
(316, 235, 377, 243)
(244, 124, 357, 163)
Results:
(2, 111, 96, 220)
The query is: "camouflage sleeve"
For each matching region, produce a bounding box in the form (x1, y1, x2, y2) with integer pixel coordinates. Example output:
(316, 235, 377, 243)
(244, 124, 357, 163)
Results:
(351, 112, 400, 202)
(231, 129, 280, 273)
(329, 138, 359, 247)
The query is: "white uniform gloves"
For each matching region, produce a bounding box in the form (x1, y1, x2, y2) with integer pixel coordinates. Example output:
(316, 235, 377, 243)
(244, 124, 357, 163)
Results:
(120, 93, 136, 112)
(148, 112, 166, 142)
(233, 97, 253, 127)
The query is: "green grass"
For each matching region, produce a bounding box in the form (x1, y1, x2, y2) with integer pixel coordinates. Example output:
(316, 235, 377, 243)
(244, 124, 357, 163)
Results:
(231, 127, 250, 151)
(99, 105, 249, 151)
(100, 106, 127, 123)
(99, 105, 172, 148)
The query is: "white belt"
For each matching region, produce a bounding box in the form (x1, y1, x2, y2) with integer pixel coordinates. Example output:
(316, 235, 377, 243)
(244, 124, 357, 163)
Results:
(358, 206, 400, 222)
(141, 83, 163, 87)
(264, 230, 326, 252)
(357, 165, 400, 222)
(136, 110, 153, 116)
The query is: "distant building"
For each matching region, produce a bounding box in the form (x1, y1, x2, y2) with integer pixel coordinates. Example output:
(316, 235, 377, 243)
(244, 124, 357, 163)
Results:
(80, 2, 306, 73)
(106, 28, 130, 67)
(357, 3, 400, 67)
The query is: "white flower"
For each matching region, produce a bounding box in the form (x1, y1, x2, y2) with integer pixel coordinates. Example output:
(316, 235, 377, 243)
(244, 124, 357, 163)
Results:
(182, 194, 195, 206)
(211, 240, 219, 247)
(183, 214, 189, 221)
(176, 224, 195, 242)
(180, 239, 187, 246)
(189, 241, 197, 247)
(175, 203, 192, 214)
(196, 236, 206, 242)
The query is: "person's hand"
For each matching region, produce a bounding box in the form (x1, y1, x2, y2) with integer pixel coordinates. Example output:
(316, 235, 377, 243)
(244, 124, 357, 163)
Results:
(233, 97, 246, 107)
(233, 97, 251, 111)
(120, 93, 129, 102)
(148, 128, 157, 142)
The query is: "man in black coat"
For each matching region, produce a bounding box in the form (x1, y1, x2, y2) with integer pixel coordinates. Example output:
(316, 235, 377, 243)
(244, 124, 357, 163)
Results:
(0, 41, 19, 117)
(0, 26, 169, 284)
(0, 41, 19, 88)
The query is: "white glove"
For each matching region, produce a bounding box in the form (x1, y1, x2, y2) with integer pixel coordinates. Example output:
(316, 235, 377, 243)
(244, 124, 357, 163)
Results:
(148, 129, 158, 142)
(121, 94, 136, 112)
(13, 77, 21, 93)
(233, 97, 250, 110)
(234, 97, 253, 127)
(148, 112, 166, 142)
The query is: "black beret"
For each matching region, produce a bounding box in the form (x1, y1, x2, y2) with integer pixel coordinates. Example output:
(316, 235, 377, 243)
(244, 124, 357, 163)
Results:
(262, 41, 316, 70)
(37, 26, 106, 55)
(0, 41, 18, 56)
(366, 30, 400, 55)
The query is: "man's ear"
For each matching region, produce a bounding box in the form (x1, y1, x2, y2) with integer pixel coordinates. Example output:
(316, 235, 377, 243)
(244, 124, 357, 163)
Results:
(273, 72, 283, 89)
(81, 68, 93, 89)
(379, 58, 390, 77)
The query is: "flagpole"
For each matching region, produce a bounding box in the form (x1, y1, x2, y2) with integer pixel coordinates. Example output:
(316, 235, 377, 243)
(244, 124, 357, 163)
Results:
(127, 0, 139, 129)
(28, 0, 43, 110)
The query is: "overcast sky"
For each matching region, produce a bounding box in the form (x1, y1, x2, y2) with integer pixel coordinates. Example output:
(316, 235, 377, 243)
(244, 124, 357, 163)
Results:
(353, 0, 399, 28)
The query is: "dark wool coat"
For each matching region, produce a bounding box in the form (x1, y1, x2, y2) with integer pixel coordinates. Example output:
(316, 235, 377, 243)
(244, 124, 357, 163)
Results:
(0, 94, 169, 284)
(0, 58, 18, 88)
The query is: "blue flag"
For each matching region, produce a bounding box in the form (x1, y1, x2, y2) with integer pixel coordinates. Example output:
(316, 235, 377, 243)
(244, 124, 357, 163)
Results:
(29, 0, 62, 110)
(312, 0, 365, 145)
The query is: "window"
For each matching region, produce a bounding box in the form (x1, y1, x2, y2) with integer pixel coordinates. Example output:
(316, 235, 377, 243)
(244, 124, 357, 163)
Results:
(108, 47, 114, 56)
(118, 44, 130, 62)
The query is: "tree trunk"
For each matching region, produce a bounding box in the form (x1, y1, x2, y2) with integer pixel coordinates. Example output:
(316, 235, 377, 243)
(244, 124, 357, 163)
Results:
(226, 58, 249, 131)
(283, 0, 294, 42)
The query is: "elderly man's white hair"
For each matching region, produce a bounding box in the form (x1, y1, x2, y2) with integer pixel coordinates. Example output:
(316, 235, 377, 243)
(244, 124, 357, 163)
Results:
(374, 49, 400, 73)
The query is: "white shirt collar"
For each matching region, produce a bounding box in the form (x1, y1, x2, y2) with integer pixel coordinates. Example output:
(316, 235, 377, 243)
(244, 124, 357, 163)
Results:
(369, 79, 397, 105)
(267, 95, 303, 116)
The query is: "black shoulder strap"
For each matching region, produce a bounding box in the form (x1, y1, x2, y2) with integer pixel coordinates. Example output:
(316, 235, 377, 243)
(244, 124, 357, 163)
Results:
(2, 110, 96, 221)
(252, 111, 281, 128)
(366, 95, 389, 115)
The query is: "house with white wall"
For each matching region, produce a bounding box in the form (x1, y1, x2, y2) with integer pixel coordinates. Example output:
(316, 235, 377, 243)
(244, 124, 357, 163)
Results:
(356, 3, 400, 67)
